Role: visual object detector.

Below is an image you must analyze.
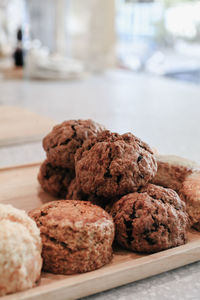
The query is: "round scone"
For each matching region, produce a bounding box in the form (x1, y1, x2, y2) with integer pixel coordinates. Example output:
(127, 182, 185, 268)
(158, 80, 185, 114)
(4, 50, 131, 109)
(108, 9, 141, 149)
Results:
(29, 200, 115, 274)
(110, 184, 188, 253)
(38, 159, 74, 198)
(75, 130, 157, 198)
(151, 155, 199, 192)
(43, 119, 105, 169)
(179, 172, 200, 230)
(0, 204, 42, 296)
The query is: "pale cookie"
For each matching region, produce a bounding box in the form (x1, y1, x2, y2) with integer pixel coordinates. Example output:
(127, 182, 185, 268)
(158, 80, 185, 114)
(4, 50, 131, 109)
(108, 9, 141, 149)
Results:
(0, 204, 42, 296)
(151, 155, 199, 192)
(180, 172, 200, 230)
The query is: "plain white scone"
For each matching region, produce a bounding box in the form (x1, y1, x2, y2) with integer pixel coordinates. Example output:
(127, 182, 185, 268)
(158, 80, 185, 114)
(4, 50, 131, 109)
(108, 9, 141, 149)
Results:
(0, 204, 42, 296)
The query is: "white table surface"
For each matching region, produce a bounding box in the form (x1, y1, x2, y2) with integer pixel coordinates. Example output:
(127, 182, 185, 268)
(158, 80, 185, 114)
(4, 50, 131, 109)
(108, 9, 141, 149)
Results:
(1, 70, 200, 299)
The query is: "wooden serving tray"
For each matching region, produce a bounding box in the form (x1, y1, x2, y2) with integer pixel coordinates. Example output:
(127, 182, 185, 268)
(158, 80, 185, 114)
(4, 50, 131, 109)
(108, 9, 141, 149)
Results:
(0, 106, 55, 146)
(1, 163, 200, 300)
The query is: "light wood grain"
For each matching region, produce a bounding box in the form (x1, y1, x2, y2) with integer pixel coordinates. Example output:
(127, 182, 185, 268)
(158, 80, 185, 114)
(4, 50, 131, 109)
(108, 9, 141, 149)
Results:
(0, 163, 200, 300)
(0, 106, 55, 146)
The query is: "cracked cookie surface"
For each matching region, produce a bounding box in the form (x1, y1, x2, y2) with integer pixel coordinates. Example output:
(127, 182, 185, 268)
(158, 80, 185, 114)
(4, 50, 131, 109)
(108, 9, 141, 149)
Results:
(43, 119, 105, 170)
(110, 184, 188, 253)
(29, 200, 115, 274)
(75, 130, 157, 198)
(38, 160, 74, 198)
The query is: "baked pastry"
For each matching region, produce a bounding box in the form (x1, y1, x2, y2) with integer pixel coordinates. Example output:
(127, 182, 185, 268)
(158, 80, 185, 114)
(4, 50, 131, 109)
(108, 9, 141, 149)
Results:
(38, 159, 74, 198)
(0, 204, 42, 296)
(43, 119, 105, 170)
(75, 130, 157, 198)
(151, 155, 199, 192)
(151, 154, 200, 231)
(110, 184, 188, 253)
(29, 200, 115, 275)
(179, 172, 200, 230)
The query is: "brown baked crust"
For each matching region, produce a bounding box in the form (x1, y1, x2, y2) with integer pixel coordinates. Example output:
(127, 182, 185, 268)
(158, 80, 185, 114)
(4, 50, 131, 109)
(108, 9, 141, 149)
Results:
(151, 155, 197, 192)
(150, 155, 200, 231)
(110, 184, 188, 253)
(29, 200, 114, 274)
(75, 130, 157, 198)
(38, 160, 74, 198)
(179, 172, 200, 230)
(43, 119, 105, 169)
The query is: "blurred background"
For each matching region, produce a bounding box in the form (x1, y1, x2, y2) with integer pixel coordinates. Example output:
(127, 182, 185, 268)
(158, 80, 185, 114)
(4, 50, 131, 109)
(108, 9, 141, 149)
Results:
(1, 0, 200, 83)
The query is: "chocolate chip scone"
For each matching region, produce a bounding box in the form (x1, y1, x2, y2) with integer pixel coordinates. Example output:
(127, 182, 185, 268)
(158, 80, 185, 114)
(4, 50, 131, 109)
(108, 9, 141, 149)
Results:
(75, 130, 157, 198)
(29, 200, 114, 275)
(38, 160, 74, 198)
(43, 119, 105, 170)
(110, 184, 188, 253)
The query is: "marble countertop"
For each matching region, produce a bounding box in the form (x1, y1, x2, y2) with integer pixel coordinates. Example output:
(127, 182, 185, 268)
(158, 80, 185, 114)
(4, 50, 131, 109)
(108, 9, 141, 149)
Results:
(1, 70, 200, 299)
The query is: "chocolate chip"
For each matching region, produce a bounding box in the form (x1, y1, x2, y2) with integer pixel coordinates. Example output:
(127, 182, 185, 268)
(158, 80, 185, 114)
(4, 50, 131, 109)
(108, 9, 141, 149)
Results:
(145, 236, 156, 245)
(117, 175, 122, 184)
(61, 242, 68, 249)
(137, 155, 143, 163)
(60, 139, 70, 146)
(41, 211, 47, 216)
(104, 171, 112, 178)
(123, 218, 134, 245)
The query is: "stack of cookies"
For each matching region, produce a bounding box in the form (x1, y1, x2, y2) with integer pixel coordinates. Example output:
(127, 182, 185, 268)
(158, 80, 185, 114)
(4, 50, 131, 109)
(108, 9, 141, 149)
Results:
(34, 119, 190, 275)
(38, 119, 105, 198)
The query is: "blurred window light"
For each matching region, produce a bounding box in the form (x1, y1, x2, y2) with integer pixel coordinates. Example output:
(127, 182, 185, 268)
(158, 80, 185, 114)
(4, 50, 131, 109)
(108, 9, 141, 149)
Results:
(116, 0, 163, 39)
(165, 2, 200, 39)
(2, 0, 200, 83)
(116, 0, 200, 83)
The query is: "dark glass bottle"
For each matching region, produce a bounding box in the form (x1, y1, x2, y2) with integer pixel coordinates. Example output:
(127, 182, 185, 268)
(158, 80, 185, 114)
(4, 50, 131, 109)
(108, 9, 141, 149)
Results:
(13, 28, 24, 67)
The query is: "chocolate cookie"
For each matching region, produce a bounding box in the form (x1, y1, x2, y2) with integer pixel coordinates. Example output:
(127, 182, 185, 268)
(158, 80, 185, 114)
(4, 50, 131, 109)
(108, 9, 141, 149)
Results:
(110, 184, 188, 253)
(75, 130, 157, 198)
(43, 119, 105, 170)
(38, 160, 74, 198)
(29, 200, 114, 275)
